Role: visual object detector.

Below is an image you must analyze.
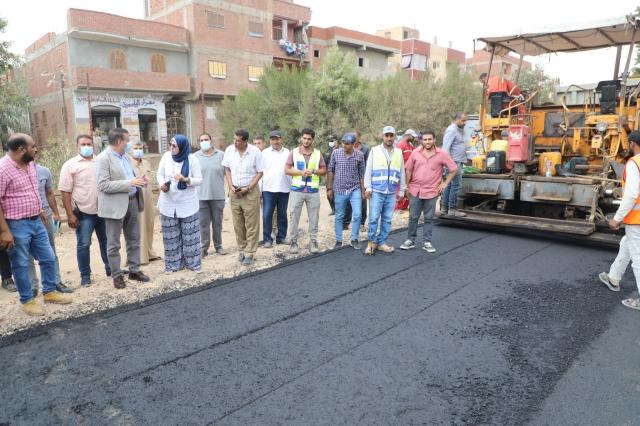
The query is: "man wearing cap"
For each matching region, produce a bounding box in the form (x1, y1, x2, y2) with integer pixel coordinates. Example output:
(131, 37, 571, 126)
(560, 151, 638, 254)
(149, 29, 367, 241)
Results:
(327, 133, 365, 249)
(285, 128, 327, 254)
(363, 126, 406, 255)
(261, 131, 291, 248)
(395, 129, 416, 211)
(442, 112, 468, 217)
(598, 130, 640, 311)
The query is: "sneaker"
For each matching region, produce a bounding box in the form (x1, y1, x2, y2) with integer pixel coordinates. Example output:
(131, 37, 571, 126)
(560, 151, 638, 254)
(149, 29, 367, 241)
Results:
(422, 242, 436, 253)
(334, 241, 342, 249)
(216, 247, 228, 255)
(263, 241, 273, 249)
(241, 256, 255, 266)
(438, 210, 448, 218)
(80, 275, 92, 287)
(399, 240, 416, 250)
(622, 298, 640, 311)
(598, 272, 620, 292)
(56, 282, 74, 293)
(22, 299, 44, 316)
(350, 240, 362, 250)
(364, 241, 376, 255)
(238, 251, 246, 262)
(289, 241, 299, 254)
(310, 240, 319, 254)
(377, 243, 395, 253)
(128, 271, 150, 283)
(201, 249, 209, 258)
(1, 277, 17, 292)
(450, 209, 467, 218)
(43, 291, 72, 305)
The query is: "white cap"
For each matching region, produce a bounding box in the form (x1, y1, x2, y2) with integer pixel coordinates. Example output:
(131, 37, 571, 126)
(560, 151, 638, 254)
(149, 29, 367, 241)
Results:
(404, 129, 418, 138)
(382, 125, 396, 135)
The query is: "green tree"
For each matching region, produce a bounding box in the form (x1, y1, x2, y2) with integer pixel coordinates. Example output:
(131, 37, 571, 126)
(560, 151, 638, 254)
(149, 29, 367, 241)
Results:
(631, 6, 640, 77)
(516, 64, 559, 105)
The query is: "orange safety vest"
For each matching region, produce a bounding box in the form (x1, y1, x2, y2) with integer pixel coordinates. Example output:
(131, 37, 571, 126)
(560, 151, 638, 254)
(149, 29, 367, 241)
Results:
(622, 155, 640, 224)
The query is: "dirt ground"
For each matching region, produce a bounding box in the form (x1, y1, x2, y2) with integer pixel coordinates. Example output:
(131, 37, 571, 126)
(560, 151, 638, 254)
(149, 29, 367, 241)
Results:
(0, 188, 416, 337)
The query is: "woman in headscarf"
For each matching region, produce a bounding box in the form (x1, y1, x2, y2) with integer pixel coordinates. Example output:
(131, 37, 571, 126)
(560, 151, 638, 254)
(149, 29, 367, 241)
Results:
(157, 135, 203, 273)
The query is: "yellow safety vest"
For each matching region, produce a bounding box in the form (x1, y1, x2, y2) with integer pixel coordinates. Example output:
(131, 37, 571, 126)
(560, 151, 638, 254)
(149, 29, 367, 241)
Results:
(291, 148, 321, 193)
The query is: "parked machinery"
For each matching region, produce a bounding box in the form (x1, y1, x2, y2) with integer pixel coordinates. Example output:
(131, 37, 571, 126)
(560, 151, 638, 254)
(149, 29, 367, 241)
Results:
(443, 15, 640, 245)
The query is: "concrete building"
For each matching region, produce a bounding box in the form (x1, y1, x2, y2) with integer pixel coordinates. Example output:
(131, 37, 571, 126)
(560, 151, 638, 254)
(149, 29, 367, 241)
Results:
(24, 1, 311, 149)
(308, 27, 399, 79)
(466, 49, 531, 80)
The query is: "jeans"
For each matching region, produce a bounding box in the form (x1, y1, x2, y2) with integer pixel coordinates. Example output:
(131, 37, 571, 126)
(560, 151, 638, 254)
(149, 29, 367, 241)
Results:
(344, 198, 367, 227)
(288, 191, 320, 243)
(367, 192, 396, 245)
(76, 211, 110, 279)
(7, 218, 57, 303)
(335, 189, 361, 242)
(28, 212, 60, 288)
(442, 162, 464, 211)
(262, 192, 289, 243)
(408, 195, 437, 243)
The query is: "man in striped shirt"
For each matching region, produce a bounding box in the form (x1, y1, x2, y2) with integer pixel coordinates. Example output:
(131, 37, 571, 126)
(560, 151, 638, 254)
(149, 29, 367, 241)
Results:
(0, 134, 72, 316)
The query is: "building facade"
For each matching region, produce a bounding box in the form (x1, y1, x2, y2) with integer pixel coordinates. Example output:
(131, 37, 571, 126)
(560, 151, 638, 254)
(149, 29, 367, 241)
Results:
(466, 49, 531, 80)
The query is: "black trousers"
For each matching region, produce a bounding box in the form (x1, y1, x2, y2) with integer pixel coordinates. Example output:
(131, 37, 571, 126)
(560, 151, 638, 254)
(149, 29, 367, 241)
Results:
(0, 249, 12, 279)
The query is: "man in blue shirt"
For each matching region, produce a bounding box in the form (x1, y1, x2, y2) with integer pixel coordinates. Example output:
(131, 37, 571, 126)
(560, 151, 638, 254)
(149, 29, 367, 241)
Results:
(441, 112, 468, 217)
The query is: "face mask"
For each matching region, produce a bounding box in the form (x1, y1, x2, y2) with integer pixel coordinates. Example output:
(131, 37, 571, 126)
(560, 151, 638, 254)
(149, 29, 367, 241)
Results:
(126, 141, 133, 152)
(132, 149, 144, 159)
(328, 142, 335, 148)
(80, 146, 94, 157)
(200, 141, 211, 151)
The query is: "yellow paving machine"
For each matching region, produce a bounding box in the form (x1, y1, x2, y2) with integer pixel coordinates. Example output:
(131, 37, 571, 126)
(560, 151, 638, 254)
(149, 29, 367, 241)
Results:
(442, 15, 640, 245)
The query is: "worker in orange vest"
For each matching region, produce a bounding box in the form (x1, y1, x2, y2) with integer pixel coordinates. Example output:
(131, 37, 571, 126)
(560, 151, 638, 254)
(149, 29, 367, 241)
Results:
(599, 130, 640, 310)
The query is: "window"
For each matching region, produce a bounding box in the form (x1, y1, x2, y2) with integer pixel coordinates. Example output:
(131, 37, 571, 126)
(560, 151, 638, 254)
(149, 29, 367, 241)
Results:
(249, 20, 264, 37)
(314, 49, 320, 58)
(248, 66, 264, 82)
(384, 31, 391, 39)
(206, 11, 224, 28)
(109, 49, 127, 70)
(150, 53, 166, 73)
(206, 106, 216, 120)
(432, 61, 440, 70)
(208, 61, 227, 79)
(272, 19, 283, 41)
(42, 111, 47, 126)
(34, 112, 39, 127)
(403, 30, 409, 39)
(358, 57, 365, 68)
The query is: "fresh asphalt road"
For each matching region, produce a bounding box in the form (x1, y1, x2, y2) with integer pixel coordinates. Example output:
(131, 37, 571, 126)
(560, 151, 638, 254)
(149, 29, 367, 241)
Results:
(1, 225, 639, 425)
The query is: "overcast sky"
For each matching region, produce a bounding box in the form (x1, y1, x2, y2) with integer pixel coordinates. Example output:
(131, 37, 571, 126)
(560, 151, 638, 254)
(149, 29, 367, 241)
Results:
(2, 0, 638, 84)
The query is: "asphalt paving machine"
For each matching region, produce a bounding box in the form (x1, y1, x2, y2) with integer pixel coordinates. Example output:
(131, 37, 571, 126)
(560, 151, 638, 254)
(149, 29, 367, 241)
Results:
(442, 15, 640, 246)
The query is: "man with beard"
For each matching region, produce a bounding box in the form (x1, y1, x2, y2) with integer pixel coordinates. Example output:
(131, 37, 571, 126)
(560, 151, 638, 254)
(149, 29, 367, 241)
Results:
(400, 130, 457, 253)
(0, 133, 72, 315)
(395, 129, 416, 210)
(441, 113, 468, 217)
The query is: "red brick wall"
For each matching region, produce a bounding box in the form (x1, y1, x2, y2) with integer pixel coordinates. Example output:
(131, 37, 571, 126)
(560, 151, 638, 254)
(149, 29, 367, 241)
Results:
(67, 9, 189, 46)
(71, 67, 191, 93)
(25, 33, 57, 56)
(401, 39, 430, 56)
(26, 42, 69, 99)
(446, 48, 466, 66)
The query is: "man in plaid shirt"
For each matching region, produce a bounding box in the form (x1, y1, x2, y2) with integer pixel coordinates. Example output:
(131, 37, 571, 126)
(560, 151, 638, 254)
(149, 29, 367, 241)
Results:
(0, 134, 72, 316)
(326, 133, 365, 249)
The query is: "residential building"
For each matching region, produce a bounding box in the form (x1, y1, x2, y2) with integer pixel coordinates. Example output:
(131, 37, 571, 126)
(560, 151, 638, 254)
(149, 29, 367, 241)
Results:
(466, 49, 531, 80)
(308, 26, 399, 79)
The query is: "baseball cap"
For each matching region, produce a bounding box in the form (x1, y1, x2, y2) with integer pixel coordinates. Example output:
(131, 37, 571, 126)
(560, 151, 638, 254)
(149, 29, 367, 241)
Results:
(341, 133, 356, 144)
(382, 125, 396, 135)
(404, 129, 418, 138)
(629, 131, 640, 144)
(269, 130, 282, 139)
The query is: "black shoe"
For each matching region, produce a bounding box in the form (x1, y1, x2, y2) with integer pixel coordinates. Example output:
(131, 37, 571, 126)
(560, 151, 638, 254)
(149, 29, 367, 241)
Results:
(128, 271, 150, 283)
(32, 288, 39, 298)
(1, 277, 17, 292)
(350, 240, 362, 250)
(334, 241, 342, 249)
(56, 283, 74, 293)
(202, 249, 209, 258)
(113, 275, 126, 289)
(106, 269, 112, 277)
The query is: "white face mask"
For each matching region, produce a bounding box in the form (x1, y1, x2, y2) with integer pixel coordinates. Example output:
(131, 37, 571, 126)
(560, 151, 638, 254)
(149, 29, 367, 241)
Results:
(200, 141, 211, 151)
(328, 142, 335, 148)
(132, 149, 144, 159)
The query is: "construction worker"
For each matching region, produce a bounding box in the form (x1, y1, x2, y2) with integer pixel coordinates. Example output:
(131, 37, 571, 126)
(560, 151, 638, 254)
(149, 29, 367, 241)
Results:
(441, 112, 468, 217)
(395, 129, 416, 211)
(599, 130, 640, 311)
(285, 128, 327, 254)
(363, 125, 406, 255)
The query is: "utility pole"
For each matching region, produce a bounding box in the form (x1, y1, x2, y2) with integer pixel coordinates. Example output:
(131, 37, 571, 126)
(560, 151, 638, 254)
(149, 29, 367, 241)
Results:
(86, 73, 93, 136)
(59, 72, 68, 138)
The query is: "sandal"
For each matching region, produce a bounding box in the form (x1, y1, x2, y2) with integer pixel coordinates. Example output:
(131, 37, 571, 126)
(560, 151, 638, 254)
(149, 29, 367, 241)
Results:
(622, 298, 640, 311)
(598, 272, 620, 292)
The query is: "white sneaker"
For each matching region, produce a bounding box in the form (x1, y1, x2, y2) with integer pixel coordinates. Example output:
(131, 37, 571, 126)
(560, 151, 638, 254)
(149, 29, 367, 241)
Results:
(598, 272, 620, 292)
(399, 240, 415, 250)
(422, 242, 436, 253)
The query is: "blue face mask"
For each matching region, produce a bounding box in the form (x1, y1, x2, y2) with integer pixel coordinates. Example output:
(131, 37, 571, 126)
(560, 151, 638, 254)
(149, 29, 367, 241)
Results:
(132, 149, 144, 159)
(80, 146, 94, 157)
(200, 141, 211, 151)
(126, 141, 133, 152)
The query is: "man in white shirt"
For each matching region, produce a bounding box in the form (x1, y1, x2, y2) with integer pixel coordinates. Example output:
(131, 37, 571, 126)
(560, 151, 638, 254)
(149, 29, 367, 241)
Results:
(221, 128, 264, 266)
(260, 131, 291, 248)
(599, 131, 640, 311)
